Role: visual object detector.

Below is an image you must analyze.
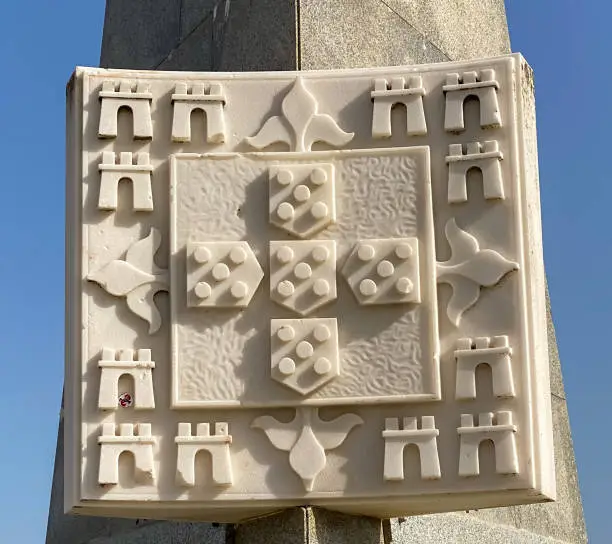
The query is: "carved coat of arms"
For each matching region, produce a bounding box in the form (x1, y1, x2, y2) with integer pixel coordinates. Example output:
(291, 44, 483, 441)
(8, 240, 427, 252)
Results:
(66, 54, 554, 520)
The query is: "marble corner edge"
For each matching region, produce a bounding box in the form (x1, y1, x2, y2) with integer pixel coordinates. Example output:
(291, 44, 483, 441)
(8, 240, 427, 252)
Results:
(64, 67, 85, 514)
(516, 55, 556, 501)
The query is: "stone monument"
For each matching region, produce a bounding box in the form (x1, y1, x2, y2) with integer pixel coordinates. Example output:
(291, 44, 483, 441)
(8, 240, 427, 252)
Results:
(46, 1, 586, 542)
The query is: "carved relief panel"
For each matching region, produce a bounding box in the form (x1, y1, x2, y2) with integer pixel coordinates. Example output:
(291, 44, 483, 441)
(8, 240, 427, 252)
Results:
(66, 54, 554, 521)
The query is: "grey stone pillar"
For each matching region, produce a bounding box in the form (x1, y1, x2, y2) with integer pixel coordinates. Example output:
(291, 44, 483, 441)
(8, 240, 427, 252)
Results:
(47, 1, 586, 542)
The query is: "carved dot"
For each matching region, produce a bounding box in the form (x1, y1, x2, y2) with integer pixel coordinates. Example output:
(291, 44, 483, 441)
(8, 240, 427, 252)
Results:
(194, 282, 212, 299)
(230, 281, 249, 299)
(313, 324, 331, 342)
(293, 184, 311, 202)
(377, 260, 395, 278)
(312, 279, 330, 297)
(277, 280, 295, 298)
(296, 341, 314, 359)
(277, 325, 295, 342)
(276, 245, 294, 264)
(278, 357, 296, 375)
(359, 279, 377, 296)
(395, 243, 413, 260)
(193, 246, 211, 264)
(314, 357, 332, 375)
(311, 245, 329, 263)
(277, 169, 293, 185)
(212, 263, 230, 281)
(310, 201, 328, 219)
(294, 262, 312, 280)
(357, 244, 376, 261)
(396, 277, 413, 294)
(277, 202, 295, 221)
(229, 246, 247, 264)
(311, 168, 328, 185)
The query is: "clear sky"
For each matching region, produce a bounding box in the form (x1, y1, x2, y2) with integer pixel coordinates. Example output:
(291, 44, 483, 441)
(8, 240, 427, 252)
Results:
(0, 1, 606, 542)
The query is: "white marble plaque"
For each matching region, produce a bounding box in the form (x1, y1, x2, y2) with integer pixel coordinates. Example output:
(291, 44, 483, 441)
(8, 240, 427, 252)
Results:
(65, 54, 555, 521)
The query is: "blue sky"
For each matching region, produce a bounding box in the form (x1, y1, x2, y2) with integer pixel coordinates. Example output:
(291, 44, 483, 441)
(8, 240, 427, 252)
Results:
(0, 1, 606, 542)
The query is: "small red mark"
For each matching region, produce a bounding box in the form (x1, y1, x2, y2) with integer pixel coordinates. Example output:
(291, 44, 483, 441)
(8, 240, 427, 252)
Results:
(118, 393, 133, 408)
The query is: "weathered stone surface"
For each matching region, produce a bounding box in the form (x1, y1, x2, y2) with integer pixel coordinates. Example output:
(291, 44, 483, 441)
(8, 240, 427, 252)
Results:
(101, 0, 298, 72)
(546, 294, 568, 399)
(235, 508, 307, 544)
(179, 0, 218, 41)
(298, 0, 448, 69)
(48, 1, 586, 542)
(88, 521, 224, 544)
(233, 507, 384, 544)
(156, 12, 213, 72)
(389, 512, 568, 544)
(99, 0, 508, 72)
(380, 0, 511, 62)
(214, 0, 298, 71)
(309, 508, 382, 544)
(100, 0, 183, 69)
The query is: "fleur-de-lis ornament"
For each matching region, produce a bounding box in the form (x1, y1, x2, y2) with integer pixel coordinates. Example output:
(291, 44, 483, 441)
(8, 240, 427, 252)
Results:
(246, 77, 354, 152)
(437, 219, 518, 326)
(252, 407, 363, 491)
(88, 228, 168, 333)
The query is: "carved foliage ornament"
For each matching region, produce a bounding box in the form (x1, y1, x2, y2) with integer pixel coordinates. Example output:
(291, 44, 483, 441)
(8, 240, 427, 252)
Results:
(252, 407, 363, 491)
(88, 228, 168, 333)
(436, 219, 518, 325)
(246, 78, 354, 152)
